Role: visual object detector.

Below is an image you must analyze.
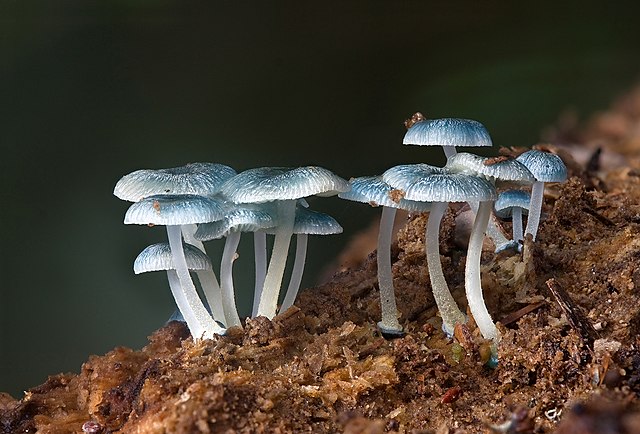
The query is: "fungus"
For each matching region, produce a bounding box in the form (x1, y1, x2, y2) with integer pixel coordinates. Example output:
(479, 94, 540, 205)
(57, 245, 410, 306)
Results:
(445, 152, 535, 252)
(494, 189, 531, 251)
(219, 166, 349, 319)
(114, 162, 236, 325)
(339, 176, 430, 336)
(516, 150, 568, 240)
(403, 116, 492, 158)
(383, 164, 496, 336)
(133, 242, 219, 331)
(278, 204, 343, 313)
(445, 153, 536, 345)
(194, 204, 276, 327)
(124, 194, 227, 339)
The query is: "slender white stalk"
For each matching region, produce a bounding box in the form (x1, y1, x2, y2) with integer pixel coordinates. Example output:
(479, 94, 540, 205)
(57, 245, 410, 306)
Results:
(257, 199, 296, 319)
(465, 201, 499, 343)
(426, 202, 466, 335)
(525, 181, 544, 241)
(220, 231, 242, 327)
(443, 145, 457, 159)
(166, 225, 225, 339)
(470, 201, 510, 250)
(376, 206, 403, 334)
(252, 231, 267, 317)
(166, 270, 197, 328)
(180, 224, 226, 325)
(280, 233, 308, 312)
(512, 207, 523, 242)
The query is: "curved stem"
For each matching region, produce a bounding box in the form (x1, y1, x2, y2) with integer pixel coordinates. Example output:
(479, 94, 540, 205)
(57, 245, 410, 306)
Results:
(376, 206, 403, 333)
(525, 181, 544, 241)
(252, 231, 267, 317)
(465, 201, 499, 343)
(221, 231, 242, 327)
(280, 233, 308, 312)
(166, 271, 196, 327)
(167, 225, 225, 339)
(426, 202, 466, 335)
(180, 224, 225, 325)
(512, 207, 523, 243)
(257, 199, 296, 319)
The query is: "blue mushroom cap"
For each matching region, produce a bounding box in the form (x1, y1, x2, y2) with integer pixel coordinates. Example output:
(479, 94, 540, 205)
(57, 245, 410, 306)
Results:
(339, 176, 431, 212)
(194, 204, 276, 240)
(114, 162, 237, 202)
(134, 242, 212, 274)
(219, 166, 349, 204)
(516, 150, 568, 183)
(124, 194, 226, 226)
(446, 153, 535, 184)
(403, 118, 492, 149)
(494, 189, 531, 218)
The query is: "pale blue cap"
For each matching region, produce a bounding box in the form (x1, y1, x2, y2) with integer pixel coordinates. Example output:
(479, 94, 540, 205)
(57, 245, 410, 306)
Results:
(134, 242, 212, 274)
(516, 150, 568, 183)
(124, 194, 226, 226)
(339, 176, 431, 212)
(403, 118, 492, 149)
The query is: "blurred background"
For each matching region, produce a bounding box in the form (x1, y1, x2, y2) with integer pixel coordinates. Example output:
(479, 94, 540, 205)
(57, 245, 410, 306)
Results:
(1, 1, 639, 396)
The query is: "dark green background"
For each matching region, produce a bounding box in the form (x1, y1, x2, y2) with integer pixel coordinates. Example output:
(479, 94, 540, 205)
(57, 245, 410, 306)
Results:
(2, 2, 639, 396)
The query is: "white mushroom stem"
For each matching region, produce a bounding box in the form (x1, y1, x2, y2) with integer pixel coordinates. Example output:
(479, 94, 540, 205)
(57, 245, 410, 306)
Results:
(465, 200, 500, 343)
(443, 146, 457, 159)
(166, 270, 197, 329)
(220, 231, 242, 327)
(512, 207, 524, 242)
(166, 225, 225, 339)
(280, 233, 308, 312)
(180, 224, 226, 325)
(376, 206, 403, 333)
(426, 201, 466, 335)
(525, 181, 544, 241)
(257, 199, 296, 319)
(252, 231, 267, 317)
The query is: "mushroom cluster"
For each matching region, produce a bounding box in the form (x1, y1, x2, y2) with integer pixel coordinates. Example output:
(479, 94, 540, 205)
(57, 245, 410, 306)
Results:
(114, 116, 567, 361)
(115, 164, 347, 339)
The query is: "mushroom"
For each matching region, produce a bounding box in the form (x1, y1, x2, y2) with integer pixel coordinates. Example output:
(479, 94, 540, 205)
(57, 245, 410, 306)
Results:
(445, 153, 535, 345)
(194, 204, 276, 327)
(219, 166, 349, 319)
(133, 242, 219, 330)
(445, 152, 535, 251)
(114, 162, 236, 325)
(403, 116, 492, 159)
(125, 194, 227, 339)
(383, 164, 497, 336)
(493, 189, 531, 251)
(516, 150, 568, 241)
(278, 204, 343, 313)
(339, 176, 430, 336)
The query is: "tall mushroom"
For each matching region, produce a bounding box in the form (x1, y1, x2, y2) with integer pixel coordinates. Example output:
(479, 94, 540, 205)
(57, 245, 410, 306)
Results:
(277, 204, 343, 313)
(339, 176, 430, 336)
(516, 150, 568, 241)
(403, 116, 493, 159)
(194, 204, 276, 327)
(219, 166, 349, 319)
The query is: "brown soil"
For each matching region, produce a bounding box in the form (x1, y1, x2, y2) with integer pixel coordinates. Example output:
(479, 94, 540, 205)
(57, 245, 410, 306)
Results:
(4, 88, 640, 433)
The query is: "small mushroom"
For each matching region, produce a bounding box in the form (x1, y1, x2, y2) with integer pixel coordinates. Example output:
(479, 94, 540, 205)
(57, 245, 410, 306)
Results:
(516, 150, 568, 241)
(125, 194, 227, 339)
(219, 166, 349, 319)
(339, 176, 430, 336)
(403, 117, 492, 158)
(133, 242, 219, 331)
(494, 189, 531, 251)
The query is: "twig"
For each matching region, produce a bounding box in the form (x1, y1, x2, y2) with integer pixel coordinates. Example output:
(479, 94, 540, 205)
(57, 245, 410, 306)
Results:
(546, 278, 597, 350)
